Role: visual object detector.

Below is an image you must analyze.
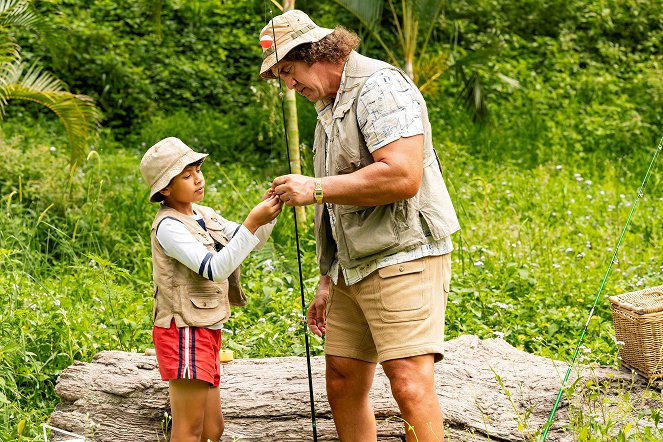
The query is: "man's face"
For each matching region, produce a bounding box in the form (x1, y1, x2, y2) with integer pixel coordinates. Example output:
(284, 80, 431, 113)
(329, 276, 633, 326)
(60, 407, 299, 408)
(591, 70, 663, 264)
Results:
(270, 60, 333, 102)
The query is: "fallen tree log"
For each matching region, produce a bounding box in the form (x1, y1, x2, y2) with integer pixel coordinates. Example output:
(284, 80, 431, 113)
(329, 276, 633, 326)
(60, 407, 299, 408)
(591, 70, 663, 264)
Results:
(49, 335, 654, 441)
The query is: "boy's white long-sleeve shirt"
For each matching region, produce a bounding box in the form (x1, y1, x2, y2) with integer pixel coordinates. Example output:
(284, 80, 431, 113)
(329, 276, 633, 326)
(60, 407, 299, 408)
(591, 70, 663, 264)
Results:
(156, 214, 273, 283)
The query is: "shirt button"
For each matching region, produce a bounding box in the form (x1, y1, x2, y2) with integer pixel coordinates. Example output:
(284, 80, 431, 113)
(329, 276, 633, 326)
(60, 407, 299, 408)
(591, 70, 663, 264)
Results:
(399, 266, 405, 272)
(203, 302, 207, 307)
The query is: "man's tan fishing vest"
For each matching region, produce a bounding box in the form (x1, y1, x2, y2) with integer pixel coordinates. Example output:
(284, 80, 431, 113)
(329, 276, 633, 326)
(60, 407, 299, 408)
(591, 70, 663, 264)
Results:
(150, 203, 246, 328)
(313, 51, 460, 274)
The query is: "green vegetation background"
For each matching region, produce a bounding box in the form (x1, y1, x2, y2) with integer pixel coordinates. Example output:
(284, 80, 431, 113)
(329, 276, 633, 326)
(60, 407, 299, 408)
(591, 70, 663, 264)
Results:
(0, 0, 661, 439)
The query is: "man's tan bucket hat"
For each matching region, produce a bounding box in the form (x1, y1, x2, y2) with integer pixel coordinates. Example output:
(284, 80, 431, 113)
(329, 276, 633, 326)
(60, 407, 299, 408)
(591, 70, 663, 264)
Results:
(140, 137, 208, 203)
(259, 10, 333, 79)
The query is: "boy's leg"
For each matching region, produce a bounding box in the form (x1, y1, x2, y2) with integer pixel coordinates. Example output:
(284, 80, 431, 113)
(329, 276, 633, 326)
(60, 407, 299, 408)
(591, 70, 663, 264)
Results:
(200, 385, 224, 442)
(169, 379, 211, 442)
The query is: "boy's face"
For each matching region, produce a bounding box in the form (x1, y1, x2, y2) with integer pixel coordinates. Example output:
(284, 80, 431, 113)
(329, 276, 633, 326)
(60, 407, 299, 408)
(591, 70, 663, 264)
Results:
(160, 163, 205, 208)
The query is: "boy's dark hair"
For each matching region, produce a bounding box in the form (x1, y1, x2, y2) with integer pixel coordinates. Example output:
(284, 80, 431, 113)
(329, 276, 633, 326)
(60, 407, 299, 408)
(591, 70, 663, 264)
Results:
(284, 27, 359, 65)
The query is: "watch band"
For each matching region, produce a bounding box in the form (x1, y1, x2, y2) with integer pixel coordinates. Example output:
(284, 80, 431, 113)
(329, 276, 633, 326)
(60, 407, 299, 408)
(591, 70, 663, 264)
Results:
(314, 179, 323, 204)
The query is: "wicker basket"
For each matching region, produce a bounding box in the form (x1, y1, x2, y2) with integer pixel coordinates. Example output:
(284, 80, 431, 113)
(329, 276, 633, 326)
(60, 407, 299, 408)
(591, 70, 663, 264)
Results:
(609, 285, 663, 380)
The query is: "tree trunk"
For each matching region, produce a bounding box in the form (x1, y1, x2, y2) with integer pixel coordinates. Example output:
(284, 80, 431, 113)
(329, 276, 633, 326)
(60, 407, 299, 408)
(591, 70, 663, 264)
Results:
(48, 335, 655, 441)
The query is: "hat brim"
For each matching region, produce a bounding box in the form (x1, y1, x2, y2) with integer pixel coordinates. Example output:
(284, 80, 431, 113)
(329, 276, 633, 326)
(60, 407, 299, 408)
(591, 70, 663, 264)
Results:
(149, 151, 208, 202)
(259, 27, 334, 79)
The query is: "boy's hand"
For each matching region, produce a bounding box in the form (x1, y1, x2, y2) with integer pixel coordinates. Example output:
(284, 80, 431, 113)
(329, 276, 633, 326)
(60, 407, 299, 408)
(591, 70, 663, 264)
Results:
(262, 188, 275, 200)
(242, 194, 282, 233)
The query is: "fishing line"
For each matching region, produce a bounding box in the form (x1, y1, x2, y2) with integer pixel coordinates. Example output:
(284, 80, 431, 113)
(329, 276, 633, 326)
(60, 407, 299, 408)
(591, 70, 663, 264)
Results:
(266, 7, 319, 441)
(541, 133, 663, 441)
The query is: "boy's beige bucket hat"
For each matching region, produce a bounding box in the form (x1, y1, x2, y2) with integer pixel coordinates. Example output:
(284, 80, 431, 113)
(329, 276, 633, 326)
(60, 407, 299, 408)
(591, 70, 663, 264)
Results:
(140, 137, 208, 203)
(259, 9, 333, 79)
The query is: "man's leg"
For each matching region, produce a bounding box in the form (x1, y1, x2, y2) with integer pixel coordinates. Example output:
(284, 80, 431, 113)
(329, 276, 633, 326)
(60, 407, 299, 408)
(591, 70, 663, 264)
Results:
(326, 354, 377, 441)
(382, 354, 444, 442)
(169, 379, 210, 442)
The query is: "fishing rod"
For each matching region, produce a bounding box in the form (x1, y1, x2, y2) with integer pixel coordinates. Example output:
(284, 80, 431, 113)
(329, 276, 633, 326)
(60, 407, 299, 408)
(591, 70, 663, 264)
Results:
(540, 133, 663, 441)
(263, 7, 319, 441)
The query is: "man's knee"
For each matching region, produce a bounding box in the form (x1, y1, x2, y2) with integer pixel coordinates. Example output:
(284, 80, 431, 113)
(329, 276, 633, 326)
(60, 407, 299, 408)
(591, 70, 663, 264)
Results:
(383, 355, 436, 404)
(325, 356, 375, 398)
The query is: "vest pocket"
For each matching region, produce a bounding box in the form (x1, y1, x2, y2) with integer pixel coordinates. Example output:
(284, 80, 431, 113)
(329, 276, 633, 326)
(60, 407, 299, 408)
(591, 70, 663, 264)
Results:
(338, 205, 399, 261)
(180, 284, 229, 327)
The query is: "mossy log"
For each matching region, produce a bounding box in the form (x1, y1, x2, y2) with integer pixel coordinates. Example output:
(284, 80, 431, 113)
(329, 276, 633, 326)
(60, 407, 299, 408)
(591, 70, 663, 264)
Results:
(50, 335, 645, 441)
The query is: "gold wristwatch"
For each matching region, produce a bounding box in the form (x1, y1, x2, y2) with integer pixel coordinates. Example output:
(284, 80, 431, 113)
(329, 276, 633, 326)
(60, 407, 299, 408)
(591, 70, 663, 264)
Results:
(313, 179, 323, 204)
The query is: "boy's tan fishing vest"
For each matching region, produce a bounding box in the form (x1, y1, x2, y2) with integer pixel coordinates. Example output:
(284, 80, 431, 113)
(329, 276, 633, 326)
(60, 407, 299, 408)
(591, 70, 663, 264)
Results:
(150, 203, 246, 328)
(313, 51, 460, 274)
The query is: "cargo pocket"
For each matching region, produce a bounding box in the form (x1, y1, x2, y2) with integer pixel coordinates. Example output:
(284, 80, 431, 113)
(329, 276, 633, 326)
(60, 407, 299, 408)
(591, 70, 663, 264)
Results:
(377, 260, 431, 323)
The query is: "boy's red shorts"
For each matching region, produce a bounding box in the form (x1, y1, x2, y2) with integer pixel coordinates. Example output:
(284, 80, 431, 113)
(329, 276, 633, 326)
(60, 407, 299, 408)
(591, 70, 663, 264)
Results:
(152, 319, 222, 387)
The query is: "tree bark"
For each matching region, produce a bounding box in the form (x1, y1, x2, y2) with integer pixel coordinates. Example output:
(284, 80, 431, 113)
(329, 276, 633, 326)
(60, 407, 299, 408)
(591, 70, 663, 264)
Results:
(49, 335, 650, 441)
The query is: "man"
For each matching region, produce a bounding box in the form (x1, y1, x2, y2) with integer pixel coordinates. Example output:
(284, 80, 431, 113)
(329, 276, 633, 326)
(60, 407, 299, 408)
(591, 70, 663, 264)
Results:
(259, 10, 460, 442)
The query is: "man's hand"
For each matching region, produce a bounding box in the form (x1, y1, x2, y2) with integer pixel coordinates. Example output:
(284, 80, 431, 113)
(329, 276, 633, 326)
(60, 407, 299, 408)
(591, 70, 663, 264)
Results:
(272, 174, 316, 206)
(307, 276, 330, 337)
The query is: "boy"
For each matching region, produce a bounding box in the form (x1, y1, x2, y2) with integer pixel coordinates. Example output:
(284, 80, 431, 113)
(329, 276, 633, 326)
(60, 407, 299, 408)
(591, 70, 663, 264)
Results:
(140, 137, 282, 442)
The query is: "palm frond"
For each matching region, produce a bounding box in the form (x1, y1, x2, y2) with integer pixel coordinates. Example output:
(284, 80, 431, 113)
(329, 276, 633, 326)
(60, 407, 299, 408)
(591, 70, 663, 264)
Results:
(456, 69, 487, 123)
(332, 0, 398, 66)
(333, 0, 382, 28)
(415, 51, 448, 93)
(2, 61, 102, 162)
(0, 0, 43, 33)
(413, 0, 445, 55)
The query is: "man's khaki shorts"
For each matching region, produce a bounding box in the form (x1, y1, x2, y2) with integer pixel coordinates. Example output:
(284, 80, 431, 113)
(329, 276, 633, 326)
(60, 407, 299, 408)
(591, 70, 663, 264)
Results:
(324, 254, 451, 364)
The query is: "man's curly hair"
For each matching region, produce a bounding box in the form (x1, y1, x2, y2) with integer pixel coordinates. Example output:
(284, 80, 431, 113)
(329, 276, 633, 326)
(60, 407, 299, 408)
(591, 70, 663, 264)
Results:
(284, 27, 360, 65)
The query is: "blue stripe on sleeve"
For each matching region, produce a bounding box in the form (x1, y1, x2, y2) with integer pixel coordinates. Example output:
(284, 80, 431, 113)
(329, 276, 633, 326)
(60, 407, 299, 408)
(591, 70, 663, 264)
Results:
(232, 225, 242, 238)
(198, 252, 213, 277)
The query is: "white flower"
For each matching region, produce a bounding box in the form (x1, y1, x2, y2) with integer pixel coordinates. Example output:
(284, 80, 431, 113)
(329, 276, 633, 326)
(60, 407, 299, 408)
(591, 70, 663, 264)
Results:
(474, 260, 484, 267)
(552, 263, 561, 269)
(556, 165, 562, 170)
(493, 331, 505, 339)
(495, 302, 512, 309)
(565, 248, 573, 253)
(258, 317, 266, 323)
(49, 146, 56, 152)
(576, 252, 585, 259)
(54, 299, 61, 307)
(584, 180, 593, 185)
